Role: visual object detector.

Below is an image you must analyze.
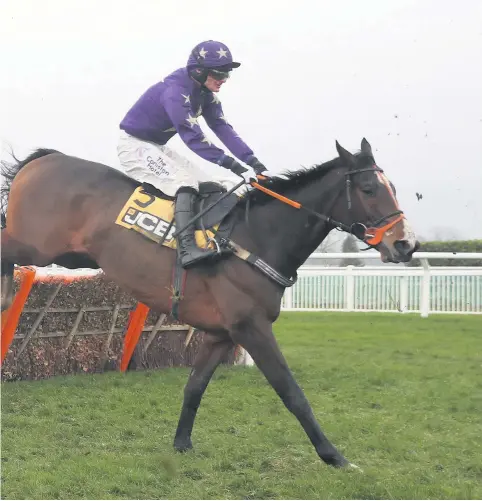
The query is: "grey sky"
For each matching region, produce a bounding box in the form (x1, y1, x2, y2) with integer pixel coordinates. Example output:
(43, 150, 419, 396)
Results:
(1, 0, 481, 239)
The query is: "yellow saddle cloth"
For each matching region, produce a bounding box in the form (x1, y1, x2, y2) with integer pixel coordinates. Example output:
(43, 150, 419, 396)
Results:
(115, 187, 217, 249)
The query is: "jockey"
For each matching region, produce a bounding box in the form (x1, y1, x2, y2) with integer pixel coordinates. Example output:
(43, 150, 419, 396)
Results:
(118, 40, 274, 268)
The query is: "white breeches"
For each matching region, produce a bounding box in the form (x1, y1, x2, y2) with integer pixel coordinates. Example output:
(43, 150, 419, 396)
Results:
(117, 130, 246, 197)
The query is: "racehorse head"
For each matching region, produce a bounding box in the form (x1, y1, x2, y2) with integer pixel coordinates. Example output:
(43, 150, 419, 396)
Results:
(331, 138, 419, 263)
(246, 138, 419, 267)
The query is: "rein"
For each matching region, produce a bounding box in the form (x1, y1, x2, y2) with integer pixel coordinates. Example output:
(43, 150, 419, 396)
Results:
(253, 167, 404, 248)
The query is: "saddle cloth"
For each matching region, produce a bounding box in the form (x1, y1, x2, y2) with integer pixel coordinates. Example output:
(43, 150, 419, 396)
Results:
(115, 182, 238, 249)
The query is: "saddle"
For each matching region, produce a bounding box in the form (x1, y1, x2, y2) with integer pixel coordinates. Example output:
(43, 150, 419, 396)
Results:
(140, 181, 239, 231)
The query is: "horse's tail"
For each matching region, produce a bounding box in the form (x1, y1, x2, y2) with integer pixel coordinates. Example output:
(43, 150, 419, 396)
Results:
(1, 148, 59, 228)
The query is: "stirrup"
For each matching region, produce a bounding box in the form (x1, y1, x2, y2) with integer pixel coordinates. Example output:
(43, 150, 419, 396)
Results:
(206, 237, 221, 254)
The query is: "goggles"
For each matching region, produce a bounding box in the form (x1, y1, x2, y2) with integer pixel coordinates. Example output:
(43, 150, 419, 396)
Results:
(208, 69, 231, 81)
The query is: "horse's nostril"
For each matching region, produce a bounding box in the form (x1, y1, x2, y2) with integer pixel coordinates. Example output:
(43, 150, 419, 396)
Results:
(394, 240, 413, 255)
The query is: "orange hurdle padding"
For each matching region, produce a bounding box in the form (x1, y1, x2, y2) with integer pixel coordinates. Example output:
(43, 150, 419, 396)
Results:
(1, 267, 36, 364)
(120, 303, 150, 372)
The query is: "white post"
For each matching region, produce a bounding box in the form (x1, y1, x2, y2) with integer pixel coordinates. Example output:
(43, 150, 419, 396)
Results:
(400, 275, 408, 313)
(244, 351, 255, 366)
(345, 265, 355, 311)
(284, 286, 293, 310)
(236, 348, 255, 366)
(420, 258, 431, 318)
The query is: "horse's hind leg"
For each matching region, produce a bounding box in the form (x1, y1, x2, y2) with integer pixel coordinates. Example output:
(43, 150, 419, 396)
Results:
(231, 318, 351, 468)
(1, 228, 50, 311)
(1, 258, 14, 312)
(1, 229, 16, 311)
(174, 334, 234, 452)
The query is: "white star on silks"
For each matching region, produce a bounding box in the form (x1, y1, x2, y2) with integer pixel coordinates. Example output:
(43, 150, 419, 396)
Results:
(219, 114, 229, 123)
(199, 47, 208, 58)
(216, 47, 228, 58)
(186, 114, 199, 127)
(201, 135, 213, 146)
(211, 94, 221, 104)
(181, 94, 190, 104)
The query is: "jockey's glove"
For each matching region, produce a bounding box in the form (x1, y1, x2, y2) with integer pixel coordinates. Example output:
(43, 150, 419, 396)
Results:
(224, 157, 258, 184)
(247, 157, 279, 178)
(238, 167, 258, 184)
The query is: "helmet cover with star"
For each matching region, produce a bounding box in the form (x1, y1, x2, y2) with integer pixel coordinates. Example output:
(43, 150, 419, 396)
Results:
(187, 40, 241, 70)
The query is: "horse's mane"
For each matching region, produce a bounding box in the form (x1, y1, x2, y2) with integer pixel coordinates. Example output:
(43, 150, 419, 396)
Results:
(239, 156, 344, 206)
(239, 150, 375, 206)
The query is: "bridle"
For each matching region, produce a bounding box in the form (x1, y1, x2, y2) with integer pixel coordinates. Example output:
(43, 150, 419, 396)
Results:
(252, 164, 405, 249)
(341, 165, 404, 248)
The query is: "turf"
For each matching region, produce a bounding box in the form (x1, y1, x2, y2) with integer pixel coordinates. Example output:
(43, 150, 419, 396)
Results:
(1, 312, 481, 499)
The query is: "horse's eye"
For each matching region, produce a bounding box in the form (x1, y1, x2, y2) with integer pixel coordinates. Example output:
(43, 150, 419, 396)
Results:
(361, 187, 376, 196)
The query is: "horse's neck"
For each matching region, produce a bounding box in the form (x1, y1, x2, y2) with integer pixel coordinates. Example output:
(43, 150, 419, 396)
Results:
(243, 170, 344, 277)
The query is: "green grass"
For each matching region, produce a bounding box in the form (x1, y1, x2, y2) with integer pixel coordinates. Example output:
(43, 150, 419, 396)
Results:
(1, 312, 481, 499)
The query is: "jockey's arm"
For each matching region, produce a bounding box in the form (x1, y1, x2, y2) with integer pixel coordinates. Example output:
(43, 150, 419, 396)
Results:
(202, 99, 257, 167)
(163, 87, 245, 173)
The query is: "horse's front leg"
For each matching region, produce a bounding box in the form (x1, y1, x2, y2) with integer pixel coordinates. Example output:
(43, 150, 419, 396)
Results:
(174, 333, 234, 452)
(231, 317, 351, 468)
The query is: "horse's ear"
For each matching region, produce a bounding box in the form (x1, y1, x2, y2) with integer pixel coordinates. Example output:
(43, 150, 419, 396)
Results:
(361, 138, 372, 156)
(335, 140, 356, 165)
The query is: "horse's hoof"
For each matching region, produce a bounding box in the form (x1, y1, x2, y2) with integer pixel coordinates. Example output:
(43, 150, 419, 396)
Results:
(174, 439, 193, 453)
(322, 453, 350, 468)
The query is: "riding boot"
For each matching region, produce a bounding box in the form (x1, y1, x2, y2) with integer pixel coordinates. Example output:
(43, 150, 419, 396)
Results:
(174, 187, 218, 269)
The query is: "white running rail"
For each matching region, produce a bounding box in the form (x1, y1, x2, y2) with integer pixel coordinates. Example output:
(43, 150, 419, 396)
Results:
(282, 252, 482, 317)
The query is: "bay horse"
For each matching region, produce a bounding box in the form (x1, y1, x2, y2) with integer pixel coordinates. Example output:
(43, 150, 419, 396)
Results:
(0, 138, 418, 468)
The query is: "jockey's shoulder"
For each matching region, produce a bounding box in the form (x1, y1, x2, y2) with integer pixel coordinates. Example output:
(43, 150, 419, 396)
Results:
(160, 68, 219, 104)
(162, 68, 190, 86)
(161, 68, 202, 96)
